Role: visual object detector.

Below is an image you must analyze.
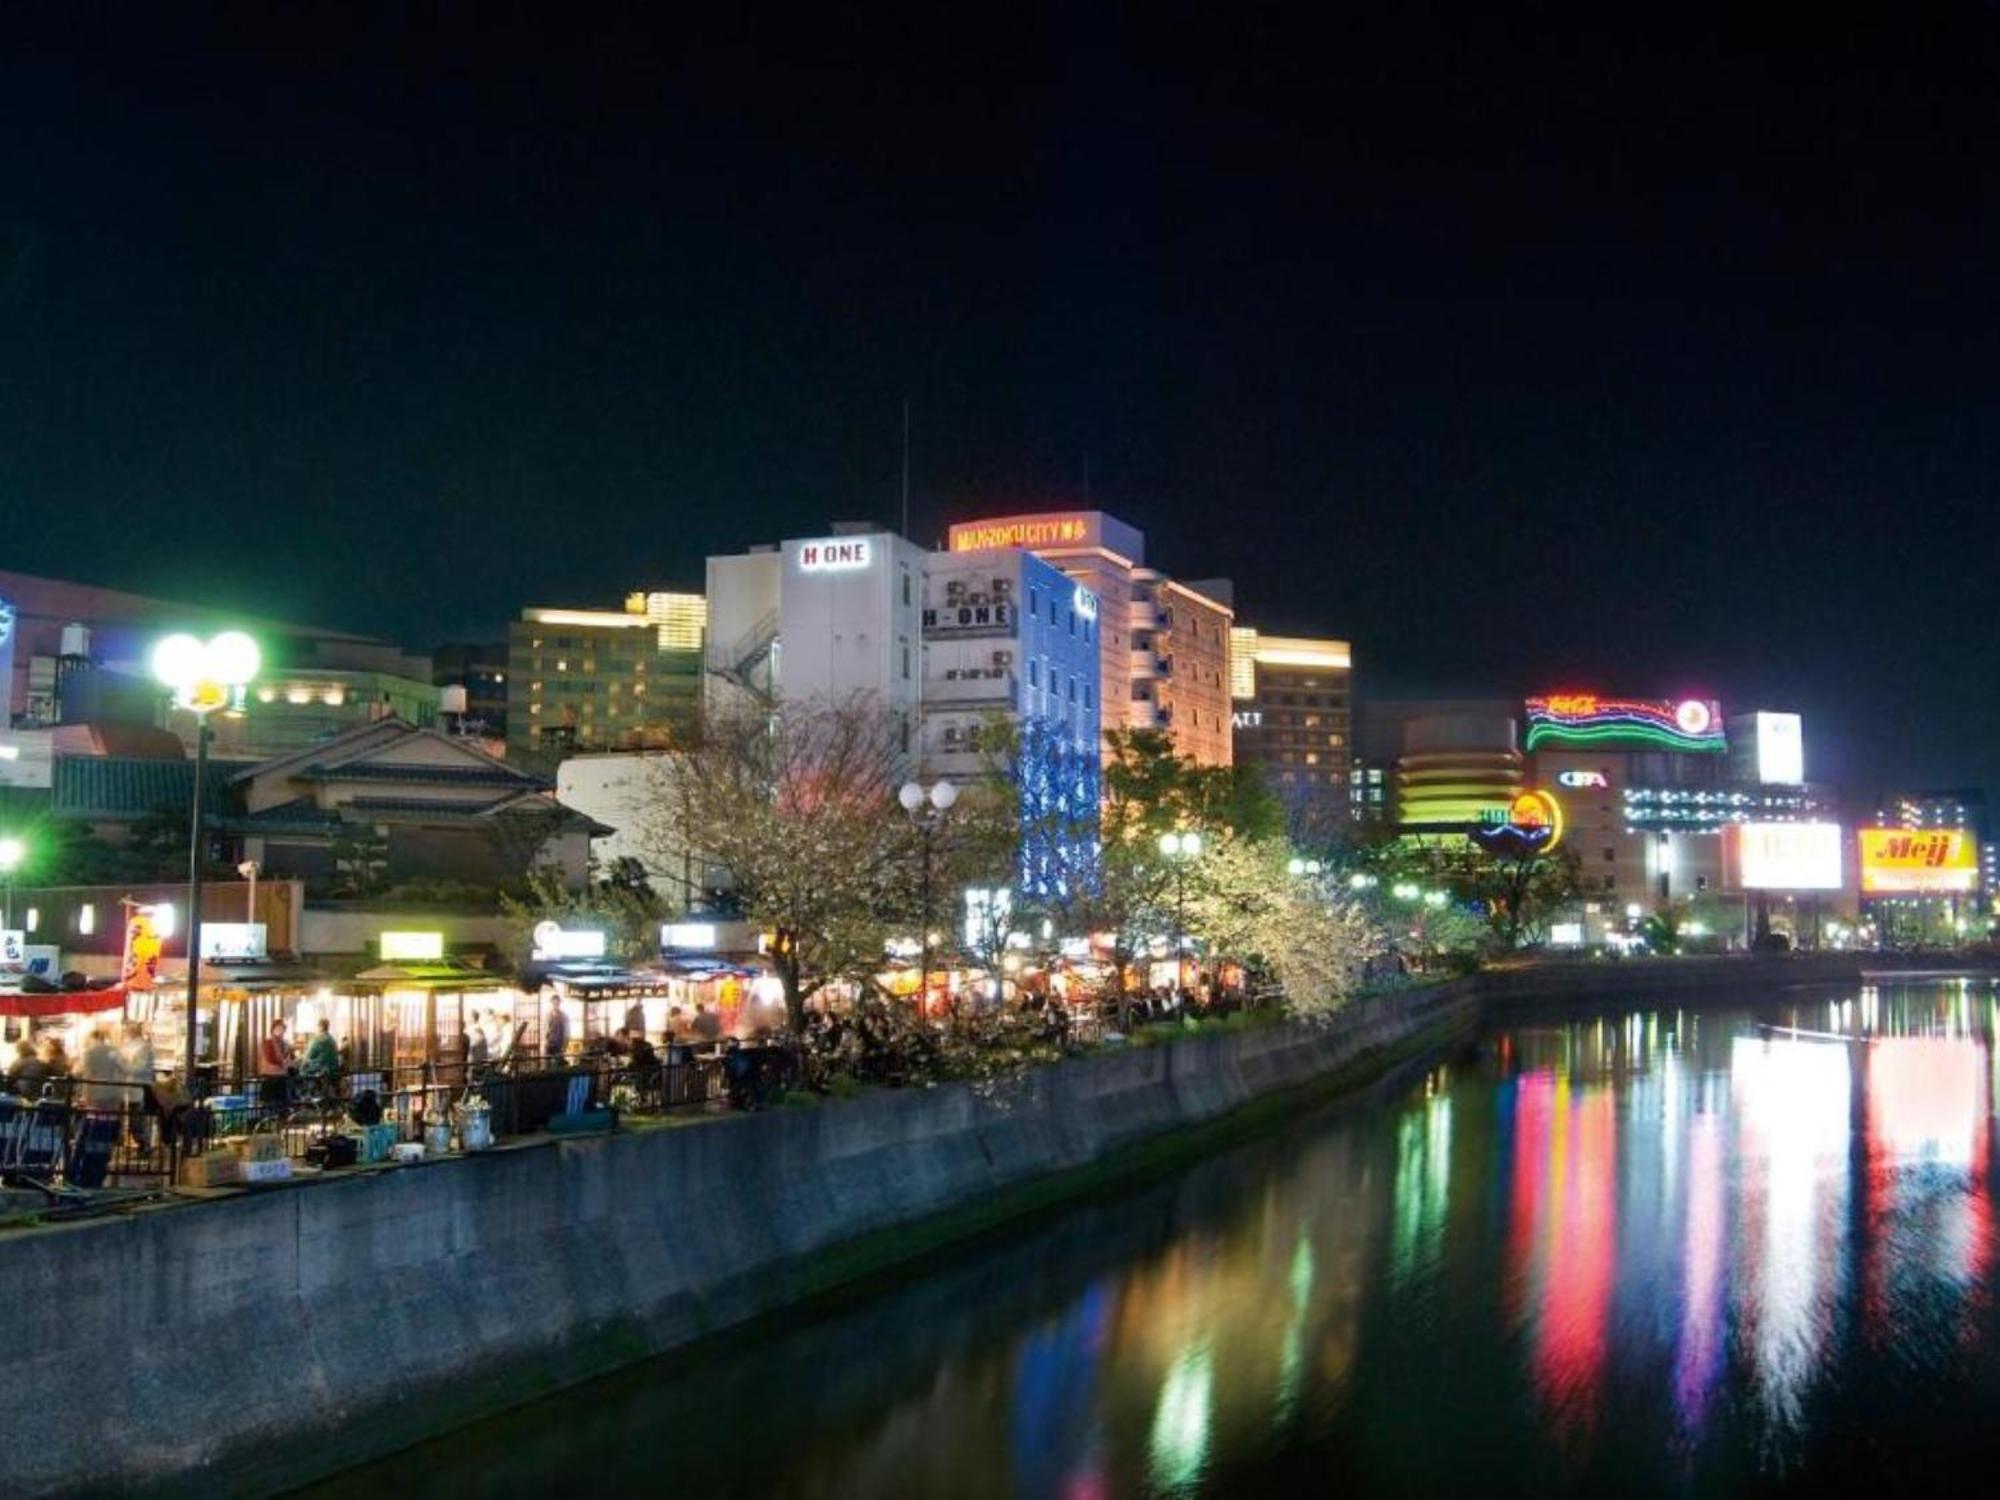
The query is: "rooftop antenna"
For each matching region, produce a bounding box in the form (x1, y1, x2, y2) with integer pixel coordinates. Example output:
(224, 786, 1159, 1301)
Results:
(900, 396, 912, 540)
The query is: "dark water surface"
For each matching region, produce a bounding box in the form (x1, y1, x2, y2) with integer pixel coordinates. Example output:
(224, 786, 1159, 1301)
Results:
(305, 980, 2000, 1498)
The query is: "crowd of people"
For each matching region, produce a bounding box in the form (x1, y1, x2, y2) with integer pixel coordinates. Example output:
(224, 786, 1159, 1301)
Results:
(2, 1022, 156, 1107)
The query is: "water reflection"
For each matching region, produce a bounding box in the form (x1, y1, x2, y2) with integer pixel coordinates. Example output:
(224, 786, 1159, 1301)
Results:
(304, 981, 2000, 1500)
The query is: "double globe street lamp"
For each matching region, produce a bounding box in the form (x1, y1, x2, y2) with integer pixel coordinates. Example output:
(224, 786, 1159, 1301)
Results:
(899, 778, 958, 1018)
(1158, 830, 1203, 991)
(152, 630, 260, 1088)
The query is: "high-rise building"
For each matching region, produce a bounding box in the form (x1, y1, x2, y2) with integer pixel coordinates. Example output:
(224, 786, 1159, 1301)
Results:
(1228, 629, 1352, 810)
(506, 592, 707, 759)
(704, 525, 1101, 896)
(943, 511, 1234, 766)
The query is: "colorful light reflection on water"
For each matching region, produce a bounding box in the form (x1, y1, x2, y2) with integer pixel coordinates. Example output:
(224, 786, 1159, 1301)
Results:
(306, 981, 2000, 1500)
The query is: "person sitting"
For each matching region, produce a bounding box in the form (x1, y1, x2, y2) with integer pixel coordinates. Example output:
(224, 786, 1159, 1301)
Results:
(4, 1036, 46, 1097)
(627, 1032, 659, 1070)
(605, 1027, 633, 1060)
(541, 1004, 568, 1067)
(300, 1018, 341, 1095)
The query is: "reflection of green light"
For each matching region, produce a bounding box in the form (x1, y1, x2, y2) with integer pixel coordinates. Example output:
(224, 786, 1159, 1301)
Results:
(1274, 1232, 1316, 1427)
(1149, 1341, 1213, 1493)
(1392, 1093, 1453, 1284)
(1290, 1234, 1315, 1308)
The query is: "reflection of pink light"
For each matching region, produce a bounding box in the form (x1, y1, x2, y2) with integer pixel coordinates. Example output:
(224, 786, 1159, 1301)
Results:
(1063, 1468, 1110, 1500)
(1533, 1087, 1616, 1429)
(1508, 1071, 1556, 1330)
(1675, 1113, 1726, 1434)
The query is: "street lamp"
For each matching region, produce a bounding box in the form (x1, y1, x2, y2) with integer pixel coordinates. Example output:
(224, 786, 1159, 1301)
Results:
(0, 834, 23, 932)
(1287, 857, 1323, 877)
(152, 630, 260, 1090)
(1158, 830, 1203, 990)
(899, 778, 958, 1018)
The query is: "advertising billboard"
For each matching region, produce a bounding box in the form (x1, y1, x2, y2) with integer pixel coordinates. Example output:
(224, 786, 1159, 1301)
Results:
(1751, 712, 1805, 785)
(1723, 821, 1843, 891)
(1858, 829, 1979, 894)
(1524, 695, 1726, 754)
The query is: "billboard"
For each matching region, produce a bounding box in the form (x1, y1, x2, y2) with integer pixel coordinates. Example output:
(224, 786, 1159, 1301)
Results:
(1723, 821, 1843, 891)
(1524, 695, 1726, 754)
(1751, 712, 1804, 785)
(1858, 829, 1979, 894)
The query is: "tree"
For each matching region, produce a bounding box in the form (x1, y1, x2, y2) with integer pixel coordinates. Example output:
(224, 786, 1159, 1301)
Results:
(500, 862, 671, 963)
(645, 697, 919, 1033)
(1185, 836, 1380, 1015)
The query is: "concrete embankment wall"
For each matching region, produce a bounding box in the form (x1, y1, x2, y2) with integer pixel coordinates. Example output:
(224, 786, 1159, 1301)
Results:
(2, 983, 1477, 1497)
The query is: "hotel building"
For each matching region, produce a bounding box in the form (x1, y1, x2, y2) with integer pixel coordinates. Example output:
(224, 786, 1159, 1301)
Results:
(505, 592, 707, 758)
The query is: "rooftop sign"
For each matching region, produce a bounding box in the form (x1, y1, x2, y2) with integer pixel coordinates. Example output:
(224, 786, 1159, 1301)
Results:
(947, 511, 1144, 562)
(1525, 695, 1726, 754)
(796, 538, 874, 572)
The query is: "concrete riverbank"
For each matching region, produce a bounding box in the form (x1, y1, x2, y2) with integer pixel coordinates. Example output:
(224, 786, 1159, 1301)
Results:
(2, 982, 1480, 1497)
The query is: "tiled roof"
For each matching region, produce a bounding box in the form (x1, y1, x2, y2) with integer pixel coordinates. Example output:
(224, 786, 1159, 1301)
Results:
(297, 762, 543, 787)
(53, 755, 244, 820)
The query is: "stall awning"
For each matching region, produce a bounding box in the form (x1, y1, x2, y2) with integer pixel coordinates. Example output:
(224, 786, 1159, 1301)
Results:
(0, 985, 127, 1019)
(351, 961, 515, 992)
(542, 964, 679, 1000)
(200, 958, 329, 993)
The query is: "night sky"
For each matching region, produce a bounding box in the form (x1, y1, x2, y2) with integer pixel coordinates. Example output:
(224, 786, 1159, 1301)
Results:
(3, 6, 1995, 800)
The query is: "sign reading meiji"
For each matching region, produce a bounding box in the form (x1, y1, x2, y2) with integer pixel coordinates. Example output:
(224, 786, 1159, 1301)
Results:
(796, 538, 874, 572)
(1858, 829, 1979, 894)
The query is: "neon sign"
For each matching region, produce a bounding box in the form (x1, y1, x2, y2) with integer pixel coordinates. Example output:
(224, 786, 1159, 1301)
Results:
(1557, 770, 1609, 789)
(1525, 696, 1726, 754)
(1471, 789, 1566, 858)
(948, 515, 1095, 552)
(797, 538, 873, 572)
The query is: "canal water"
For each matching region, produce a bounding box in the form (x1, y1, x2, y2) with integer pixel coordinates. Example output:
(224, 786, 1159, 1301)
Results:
(307, 979, 2000, 1498)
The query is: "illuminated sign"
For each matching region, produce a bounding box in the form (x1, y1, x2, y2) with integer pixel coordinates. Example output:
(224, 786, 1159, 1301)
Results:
(662, 922, 717, 950)
(1232, 710, 1262, 729)
(796, 538, 873, 572)
(948, 515, 1096, 552)
(1471, 789, 1566, 858)
(1724, 822, 1843, 891)
(1072, 585, 1098, 622)
(1556, 769, 1609, 789)
(1858, 829, 1979, 894)
(1524, 695, 1726, 753)
(380, 930, 446, 962)
(531, 922, 607, 961)
(201, 923, 268, 960)
(1751, 711, 1804, 785)
(0, 930, 23, 967)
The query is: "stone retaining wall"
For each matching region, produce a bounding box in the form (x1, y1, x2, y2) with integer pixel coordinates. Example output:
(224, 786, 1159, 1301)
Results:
(1, 984, 1478, 1497)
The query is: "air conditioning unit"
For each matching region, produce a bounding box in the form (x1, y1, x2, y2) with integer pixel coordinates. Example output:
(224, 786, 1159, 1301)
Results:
(942, 725, 961, 745)
(944, 668, 960, 680)
(992, 650, 1013, 668)
(992, 578, 1012, 595)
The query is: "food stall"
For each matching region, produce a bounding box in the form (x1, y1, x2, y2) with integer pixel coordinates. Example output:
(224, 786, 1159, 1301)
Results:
(349, 959, 524, 1079)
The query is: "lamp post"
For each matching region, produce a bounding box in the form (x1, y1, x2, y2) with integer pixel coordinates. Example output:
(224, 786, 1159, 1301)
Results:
(237, 859, 260, 925)
(898, 778, 958, 1019)
(152, 631, 260, 1090)
(1158, 830, 1203, 992)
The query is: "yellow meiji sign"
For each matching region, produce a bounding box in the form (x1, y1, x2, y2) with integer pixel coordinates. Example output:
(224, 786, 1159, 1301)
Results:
(949, 515, 1095, 552)
(1858, 829, 1978, 894)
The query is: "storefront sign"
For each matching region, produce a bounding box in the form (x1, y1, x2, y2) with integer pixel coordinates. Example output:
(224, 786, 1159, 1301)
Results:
(379, 930, 445, 961)
(1556, 769, 1609, 788)
(1525, 695, 1726, 754)
(1858, 829, 1978, 894)
(796, 538, 873, 572)
(662, 922, 717, 951)
(202, 923, 269, 960)
(532, 922, 606, 961)
(0, 929, 23, 967)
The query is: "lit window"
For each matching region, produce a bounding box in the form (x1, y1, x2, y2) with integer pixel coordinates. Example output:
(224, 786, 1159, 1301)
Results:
(556, 660, 568, 671)
(25, 907, 38, 933)
(78, 903, 96, 935)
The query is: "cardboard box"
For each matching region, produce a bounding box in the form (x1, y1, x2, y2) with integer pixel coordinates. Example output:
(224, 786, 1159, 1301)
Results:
(180, 1150, 241, 1188)
(234, 1135, 287, 1165)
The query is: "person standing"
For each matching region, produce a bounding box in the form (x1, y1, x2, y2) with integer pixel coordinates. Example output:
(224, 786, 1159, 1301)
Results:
(79, 1027, 124, 1113)
(542, 1003, 569, 1066)
(119, 1022, 157, 1144)
(257, 1018, 293, 1108)
(692, 1002, 721, 1045)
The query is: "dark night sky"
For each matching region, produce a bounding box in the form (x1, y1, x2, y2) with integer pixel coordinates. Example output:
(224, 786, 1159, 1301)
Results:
(3, 5, 1996, 801)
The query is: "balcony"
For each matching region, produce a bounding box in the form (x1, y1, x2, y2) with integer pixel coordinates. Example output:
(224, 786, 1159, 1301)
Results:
(923, 671, 1018, 710)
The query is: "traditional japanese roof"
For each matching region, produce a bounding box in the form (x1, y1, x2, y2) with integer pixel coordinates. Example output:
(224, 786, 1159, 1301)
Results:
(53, 754, 246, 820)
(296, 762, 534, 786)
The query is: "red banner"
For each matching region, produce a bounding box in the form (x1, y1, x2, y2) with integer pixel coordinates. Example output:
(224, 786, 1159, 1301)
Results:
(0, 986, 126, 1019)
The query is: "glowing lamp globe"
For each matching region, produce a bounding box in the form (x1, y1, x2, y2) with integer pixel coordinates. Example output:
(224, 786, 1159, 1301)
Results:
(208, 631, 261, 687)
(929, 780, 958, 811)
(150, 634, 207, 692)
(899, 783, 925, 812)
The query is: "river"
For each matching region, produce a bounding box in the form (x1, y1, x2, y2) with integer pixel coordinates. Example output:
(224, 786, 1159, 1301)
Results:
(305, 978, 2000, 1497)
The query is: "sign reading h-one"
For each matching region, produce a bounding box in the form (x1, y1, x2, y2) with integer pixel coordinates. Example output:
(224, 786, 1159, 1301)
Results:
(797, 538, 874, 572)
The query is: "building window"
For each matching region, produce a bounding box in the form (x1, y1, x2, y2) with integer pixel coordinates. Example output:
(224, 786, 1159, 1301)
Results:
(901, 640, 911, 680)
(901, 570, 911, 607)
(1603, 848, 1615, 862)
(77, 903, 96, 936)
(1029, 660, 1040, 687)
